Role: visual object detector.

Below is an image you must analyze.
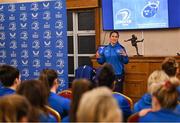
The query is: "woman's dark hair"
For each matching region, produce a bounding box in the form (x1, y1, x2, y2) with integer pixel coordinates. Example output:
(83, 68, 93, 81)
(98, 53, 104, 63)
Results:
(109, 31, 119, 38)
(70, 79, 92, 122)
(39, 69, 58, 95)
(16, 80, 48, 121)
(161, 57, 178, 77)
(97, 63, 115, 89)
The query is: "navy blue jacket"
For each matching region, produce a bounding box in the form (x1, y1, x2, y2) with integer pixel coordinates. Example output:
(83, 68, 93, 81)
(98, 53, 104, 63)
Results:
(97, 42, 129, 75)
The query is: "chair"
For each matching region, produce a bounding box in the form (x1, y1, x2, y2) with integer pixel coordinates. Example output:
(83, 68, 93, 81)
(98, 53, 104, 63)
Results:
(113, 92, 133, 109)
(58, 89, 72, 99)
(45, 105, 61, 122)
(127, 113, 139, 122)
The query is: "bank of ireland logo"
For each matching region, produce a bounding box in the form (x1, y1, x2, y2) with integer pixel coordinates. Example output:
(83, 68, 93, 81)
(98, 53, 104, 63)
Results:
(43, 30, 51, 39)
(8, 4, 16, 12)
(32, 40, 40, 49)
(9, 14, 16, 21)
(56, 59, 64, 68)
(0, 14, 5, 22)
(32, 50, 40, 57)
(20, 4, 26, 11)
(10, 51, 16, 57)
(20, 31, 28, 40)
(31, 13, 38, 19)
(0, 42, 5, 48)
(55, 0, 63, 10)
(33, 70, 40, 77)
(43, 11, 51, 20)
(31, 21, 39, 30)
(0, 24, 4, 30)
(0, 32, 5, 40)
(0, 5, 4, 11)
(43, 2, 50, 9)
(21, 68, 29, 77)
(44, 22, 50, 29)
(21, 42, 28, 48)
(55, 12, 62, 19)
(10, 41, 17, 49)
(31, 3, 39, 11)
(0, 50, 6, 58)
(115, 9, 132, 26)
(20, 13, 27, 21)
(142, 1, 160, 18)
(45, 60, 52, 67)
(10, 32, 16, 39)
(9, 22, 16, 31)
(44, 40, 51, 47)
(56, 31, 63, 38)
(56, 39, 64, 49)
(32, 32, 39, 39)
(56, 51, 63, 57)
(55, 20, 63, 29)
(44, 49, 52, 59)
(21, 50, 29, 59)
(33, 59, 41, 68)
(10, 59, 18, 67)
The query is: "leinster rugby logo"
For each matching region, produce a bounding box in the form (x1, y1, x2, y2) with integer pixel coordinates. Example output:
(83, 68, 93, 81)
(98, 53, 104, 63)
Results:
(115, 9, 131, 26)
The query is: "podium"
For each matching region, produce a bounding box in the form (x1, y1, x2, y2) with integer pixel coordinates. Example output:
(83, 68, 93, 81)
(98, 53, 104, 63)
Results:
(91, 56, 180, 102)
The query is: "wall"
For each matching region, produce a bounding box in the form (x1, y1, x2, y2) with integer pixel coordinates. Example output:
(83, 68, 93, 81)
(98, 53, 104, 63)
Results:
(100, 11, 180, 57)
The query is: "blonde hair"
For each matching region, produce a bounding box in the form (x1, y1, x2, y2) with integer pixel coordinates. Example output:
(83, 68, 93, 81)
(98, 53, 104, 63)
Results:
(147, 70, 169, 94)
(77, 87, 122, 122)
(152, 81, 178, 109)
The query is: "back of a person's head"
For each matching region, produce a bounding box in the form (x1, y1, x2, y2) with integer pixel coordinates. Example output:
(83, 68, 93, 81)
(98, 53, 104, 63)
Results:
(152, 81, 178, 109)
(0, 64, 19, 87)
(16, 80, 48, 109)
(70, 78, 92, 122)
(97, 63, 115, 89)
(77, 87, 122, 122)
(39, 68, 58, 89)
(147, 70, 169, 94)
(161, 57, 179, 77)
(0, 94, 31, 122)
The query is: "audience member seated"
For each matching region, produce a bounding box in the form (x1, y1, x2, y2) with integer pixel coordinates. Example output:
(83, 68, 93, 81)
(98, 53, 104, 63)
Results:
(0, 94, 31, 122)
(96, 63, 132, 121)
(0, 64, 20, 96)
(39, 69, 71, 119)
(139, 81, 180, 122)
(133, 70, 169, 113)
(16, 80, 56, 122)
(63, 78, 93, 122)
(77, 87, 122, 122)
(161, 56, 179, 77)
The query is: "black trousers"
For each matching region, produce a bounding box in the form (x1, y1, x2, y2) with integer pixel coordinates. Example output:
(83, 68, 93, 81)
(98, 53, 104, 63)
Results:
(114, 74, 124, 93)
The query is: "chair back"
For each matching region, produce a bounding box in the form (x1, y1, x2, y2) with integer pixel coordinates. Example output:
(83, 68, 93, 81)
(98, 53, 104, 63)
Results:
(113, 92, 133, 109)
(58, 89, 72, 99)
(45, 105, 61, 122)
(127, 113, 139, 122)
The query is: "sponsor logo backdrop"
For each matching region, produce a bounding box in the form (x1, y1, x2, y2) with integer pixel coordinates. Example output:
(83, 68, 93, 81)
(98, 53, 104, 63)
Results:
(0, 0, 68, 92)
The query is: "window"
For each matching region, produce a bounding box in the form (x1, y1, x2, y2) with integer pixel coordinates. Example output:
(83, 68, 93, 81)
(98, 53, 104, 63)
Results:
(67, 9, 97, 83)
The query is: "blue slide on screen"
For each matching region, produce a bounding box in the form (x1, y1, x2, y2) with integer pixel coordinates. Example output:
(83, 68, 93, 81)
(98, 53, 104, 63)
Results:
(112, 0, 168, 29)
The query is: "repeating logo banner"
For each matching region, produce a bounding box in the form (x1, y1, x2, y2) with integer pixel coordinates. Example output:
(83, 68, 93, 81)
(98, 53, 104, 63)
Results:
(0, 0, 68, 92)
